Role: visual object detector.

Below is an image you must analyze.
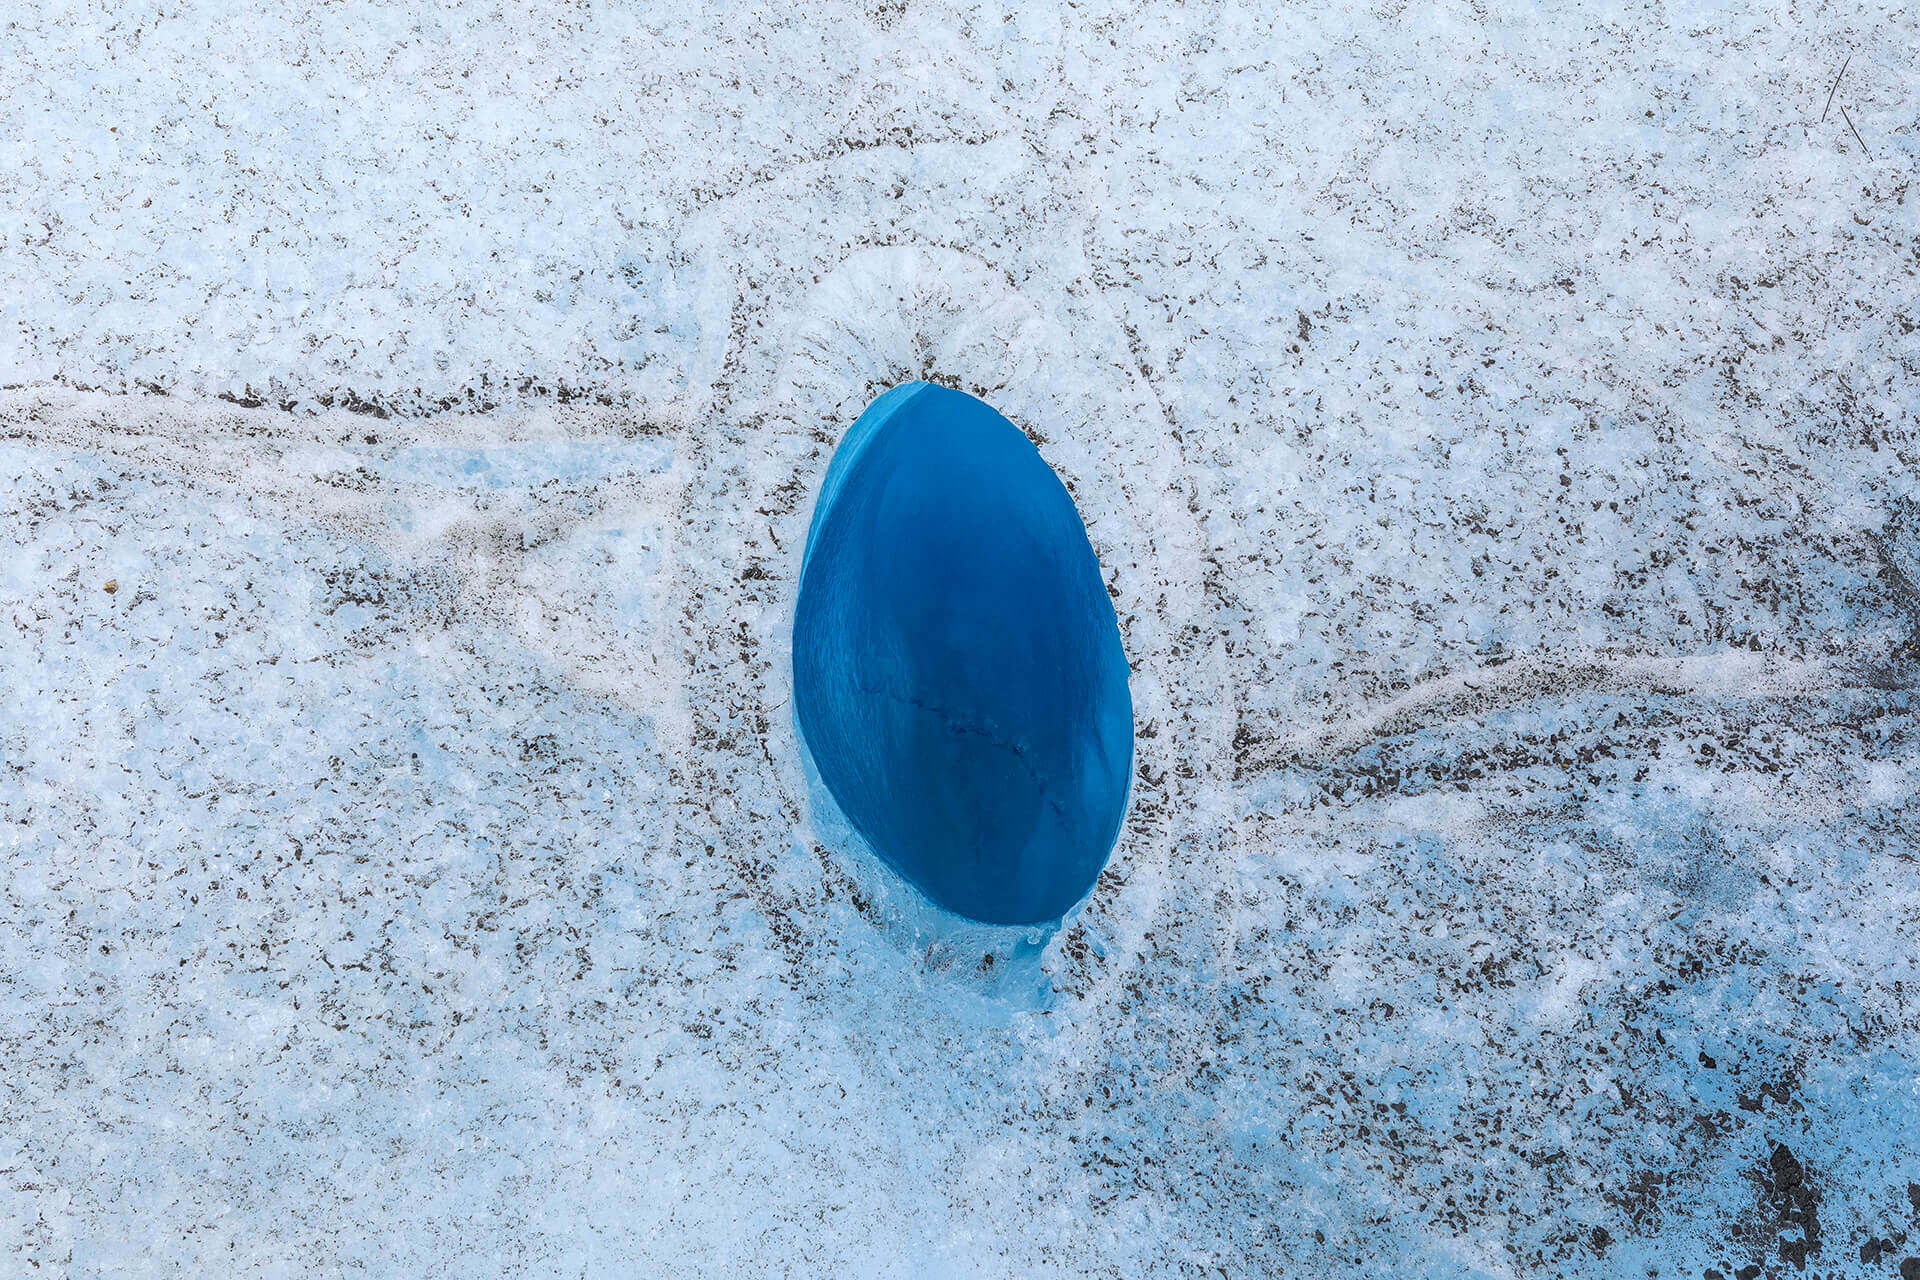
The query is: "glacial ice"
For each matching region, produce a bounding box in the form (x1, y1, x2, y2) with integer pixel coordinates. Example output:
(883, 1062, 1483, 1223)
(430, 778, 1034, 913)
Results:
(793, 382, 1132, 925)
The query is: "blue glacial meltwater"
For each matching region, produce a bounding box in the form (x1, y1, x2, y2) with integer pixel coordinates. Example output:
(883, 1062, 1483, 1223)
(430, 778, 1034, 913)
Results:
(793, 382, 1134, 926)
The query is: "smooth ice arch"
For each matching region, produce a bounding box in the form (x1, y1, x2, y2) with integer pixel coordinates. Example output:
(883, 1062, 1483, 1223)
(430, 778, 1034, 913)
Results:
(793, 381, 1133, 925)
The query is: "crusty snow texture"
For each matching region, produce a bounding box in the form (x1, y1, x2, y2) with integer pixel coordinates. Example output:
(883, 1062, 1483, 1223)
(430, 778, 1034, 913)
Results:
(4, 1, 1919, 1276)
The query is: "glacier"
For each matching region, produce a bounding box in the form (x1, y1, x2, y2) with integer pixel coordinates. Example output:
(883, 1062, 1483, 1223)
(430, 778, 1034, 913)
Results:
(2, 1, 1918, 1275)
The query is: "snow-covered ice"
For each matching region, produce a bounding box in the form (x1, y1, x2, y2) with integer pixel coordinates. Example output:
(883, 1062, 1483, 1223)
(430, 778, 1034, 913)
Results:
(2, 1, 1918, 1275)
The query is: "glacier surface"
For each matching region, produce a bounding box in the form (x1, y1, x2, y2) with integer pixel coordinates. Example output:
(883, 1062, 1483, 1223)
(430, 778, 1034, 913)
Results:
(2, 1, 1918, 1275)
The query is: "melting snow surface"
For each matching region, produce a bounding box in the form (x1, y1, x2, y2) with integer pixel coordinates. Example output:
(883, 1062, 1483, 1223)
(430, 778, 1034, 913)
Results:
(3, 1, 1918, 1275)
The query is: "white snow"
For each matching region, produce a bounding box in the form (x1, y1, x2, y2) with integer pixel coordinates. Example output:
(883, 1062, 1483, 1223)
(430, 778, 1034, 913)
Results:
(3, 0, 1919, 1275)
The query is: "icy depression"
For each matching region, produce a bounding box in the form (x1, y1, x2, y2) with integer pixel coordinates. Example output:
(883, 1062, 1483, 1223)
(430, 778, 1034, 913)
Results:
(2, 1, 1919, 1276)
(793, 381, 1132, 927)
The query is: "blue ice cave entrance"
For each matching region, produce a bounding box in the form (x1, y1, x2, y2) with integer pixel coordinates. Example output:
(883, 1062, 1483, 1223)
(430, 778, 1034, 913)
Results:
(792, 382, 1133, 926)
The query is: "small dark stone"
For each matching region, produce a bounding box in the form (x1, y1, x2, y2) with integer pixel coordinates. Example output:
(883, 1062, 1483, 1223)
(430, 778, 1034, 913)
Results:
(1770, 1143, 1803, 1191)
(1757, 1142, 1822, 1268)
(1901, 1257, 1920, 1280)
